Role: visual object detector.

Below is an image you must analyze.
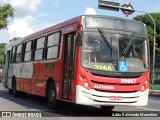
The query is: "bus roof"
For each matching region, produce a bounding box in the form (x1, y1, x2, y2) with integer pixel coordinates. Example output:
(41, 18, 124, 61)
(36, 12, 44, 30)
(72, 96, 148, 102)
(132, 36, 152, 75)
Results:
(23, 16, 82, 42)
(22, 15, 146, 41)
(83, 15, 146, 26)
(5, 38, 22, 51)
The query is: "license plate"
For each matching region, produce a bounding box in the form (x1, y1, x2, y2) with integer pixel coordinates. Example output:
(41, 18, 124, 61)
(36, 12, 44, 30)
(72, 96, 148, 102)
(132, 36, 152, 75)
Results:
(110, 96, 122, 101)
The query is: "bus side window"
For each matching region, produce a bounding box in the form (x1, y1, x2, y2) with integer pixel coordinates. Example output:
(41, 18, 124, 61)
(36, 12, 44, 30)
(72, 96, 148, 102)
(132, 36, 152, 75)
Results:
(10, 46, 16, 63)
(46, 32, 61, 59)
(34, 37, 45, 61)
(15, 44, 22, 63)
(24, 41, 32, 62)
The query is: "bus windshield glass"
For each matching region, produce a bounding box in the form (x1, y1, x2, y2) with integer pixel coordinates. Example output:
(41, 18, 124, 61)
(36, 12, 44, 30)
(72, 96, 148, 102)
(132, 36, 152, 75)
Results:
(81, 31, 149, 72)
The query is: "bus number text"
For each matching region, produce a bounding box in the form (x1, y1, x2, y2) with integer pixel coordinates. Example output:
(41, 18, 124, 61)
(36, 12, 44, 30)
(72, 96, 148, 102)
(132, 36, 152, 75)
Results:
(94, 65, 112, 71)
(121, 79, 137, 84)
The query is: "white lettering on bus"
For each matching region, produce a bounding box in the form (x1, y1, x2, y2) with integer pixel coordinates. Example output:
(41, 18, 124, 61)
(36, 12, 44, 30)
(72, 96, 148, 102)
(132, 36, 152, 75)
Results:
(121, 79, 137, 84)
(94, 85, 114, 90)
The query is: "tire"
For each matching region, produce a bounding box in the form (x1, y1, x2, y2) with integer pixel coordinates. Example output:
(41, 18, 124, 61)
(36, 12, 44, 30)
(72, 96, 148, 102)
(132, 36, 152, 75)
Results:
(12, 78, 19, 97)
(9, 89, 12, 94)
(100, 106, 115, 111)
(20, 91, 27, 97)
(47, 82, 58, 109)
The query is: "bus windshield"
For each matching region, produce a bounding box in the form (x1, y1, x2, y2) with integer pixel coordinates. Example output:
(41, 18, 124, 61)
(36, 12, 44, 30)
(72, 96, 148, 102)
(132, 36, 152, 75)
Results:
(81, 31, 149, 72)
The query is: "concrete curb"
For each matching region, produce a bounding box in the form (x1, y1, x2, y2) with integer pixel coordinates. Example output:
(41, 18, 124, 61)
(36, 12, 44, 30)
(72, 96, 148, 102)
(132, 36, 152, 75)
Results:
(149, 89, 160, 96)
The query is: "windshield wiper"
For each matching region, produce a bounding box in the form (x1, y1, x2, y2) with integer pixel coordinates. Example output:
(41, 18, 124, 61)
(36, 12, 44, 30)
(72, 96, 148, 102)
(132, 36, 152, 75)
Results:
(122, 33, 135, 55)
(98, 28, 113, 50)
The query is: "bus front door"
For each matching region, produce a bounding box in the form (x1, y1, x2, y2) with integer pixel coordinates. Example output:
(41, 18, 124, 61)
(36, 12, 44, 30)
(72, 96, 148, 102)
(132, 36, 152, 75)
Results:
(62, 33, 76, 100)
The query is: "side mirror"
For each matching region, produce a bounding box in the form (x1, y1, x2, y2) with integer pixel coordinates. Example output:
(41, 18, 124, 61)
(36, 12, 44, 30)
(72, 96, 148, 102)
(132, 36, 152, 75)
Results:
(76, 32, 82, 46)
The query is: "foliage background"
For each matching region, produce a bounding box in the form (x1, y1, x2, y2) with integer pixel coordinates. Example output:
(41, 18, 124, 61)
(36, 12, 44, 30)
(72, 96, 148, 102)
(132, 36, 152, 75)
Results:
(0, 4, 14, 29)
(134, 13, 160, 54)
(0, 3, 14, 68)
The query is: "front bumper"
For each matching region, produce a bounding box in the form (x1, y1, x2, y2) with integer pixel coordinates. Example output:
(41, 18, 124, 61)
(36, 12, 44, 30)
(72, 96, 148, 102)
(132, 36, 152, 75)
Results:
(76, 85, 149, 106)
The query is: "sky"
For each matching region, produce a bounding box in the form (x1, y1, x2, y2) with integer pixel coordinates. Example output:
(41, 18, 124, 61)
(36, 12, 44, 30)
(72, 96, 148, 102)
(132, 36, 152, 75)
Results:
(0, 0, 160, 43)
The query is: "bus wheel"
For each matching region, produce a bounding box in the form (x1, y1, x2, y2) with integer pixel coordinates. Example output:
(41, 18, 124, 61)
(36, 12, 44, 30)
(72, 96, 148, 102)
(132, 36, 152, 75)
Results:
(9, 89, 12, 94)
(20, 91, 27, 97)
(100, 106, 115, 111)
(12, 78, 19, 97)
(47, 82, 58, 109)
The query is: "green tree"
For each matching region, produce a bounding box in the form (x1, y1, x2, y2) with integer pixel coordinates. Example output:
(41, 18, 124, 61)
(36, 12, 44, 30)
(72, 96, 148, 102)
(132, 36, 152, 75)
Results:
(0, 3, 14, 29)
(0, 3, 14, 68)
(133, 13, 160, 54)
(0, 43, 6, 68)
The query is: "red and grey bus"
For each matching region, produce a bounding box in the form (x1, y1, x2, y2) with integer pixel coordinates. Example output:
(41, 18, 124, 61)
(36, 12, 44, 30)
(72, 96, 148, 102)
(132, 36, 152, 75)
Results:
(2, 15, 150, 110)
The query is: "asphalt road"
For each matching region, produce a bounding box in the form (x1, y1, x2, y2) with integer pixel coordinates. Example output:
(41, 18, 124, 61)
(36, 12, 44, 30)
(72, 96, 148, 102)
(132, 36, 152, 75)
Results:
(0, 83, 160, 120)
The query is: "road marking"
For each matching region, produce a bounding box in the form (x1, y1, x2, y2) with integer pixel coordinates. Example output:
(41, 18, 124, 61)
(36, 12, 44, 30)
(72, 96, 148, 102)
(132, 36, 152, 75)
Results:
(137, 107, 160, 111)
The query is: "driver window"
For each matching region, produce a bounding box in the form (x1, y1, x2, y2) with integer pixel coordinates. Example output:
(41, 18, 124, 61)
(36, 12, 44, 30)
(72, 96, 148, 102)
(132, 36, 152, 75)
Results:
(82, 36, 98, 62)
